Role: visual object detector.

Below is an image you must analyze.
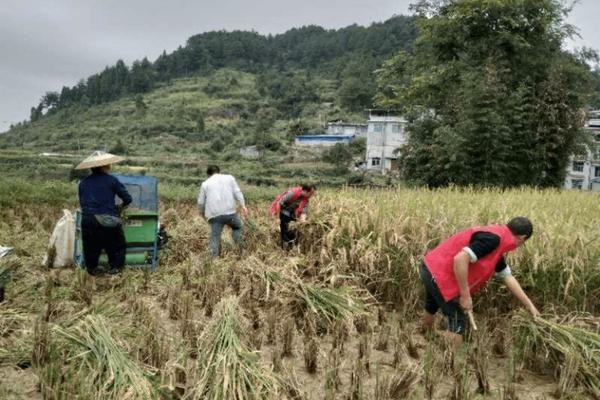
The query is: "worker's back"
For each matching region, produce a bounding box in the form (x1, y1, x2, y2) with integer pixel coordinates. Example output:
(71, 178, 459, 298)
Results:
(198, 173, 242, 220)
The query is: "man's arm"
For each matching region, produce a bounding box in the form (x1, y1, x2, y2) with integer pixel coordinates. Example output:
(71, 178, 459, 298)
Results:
(502, 275, 540, 317)
(114, 179, 132, 207)
(231, 177, 247, 216)
(197, 184, 206, 218)
(453, 251, 473, 312)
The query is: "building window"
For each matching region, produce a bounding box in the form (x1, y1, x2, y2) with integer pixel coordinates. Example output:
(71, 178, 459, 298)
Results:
(372, 123, 383, 133)
(595, 166, 600, 177)
(571, 179, 583, 190)
(371, 157, 381, 166)
(391, 123, 400, 134)
(572, 161, 584, 172)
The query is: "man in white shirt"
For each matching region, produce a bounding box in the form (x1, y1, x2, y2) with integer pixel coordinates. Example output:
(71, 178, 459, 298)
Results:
(198, 165, 248, 257)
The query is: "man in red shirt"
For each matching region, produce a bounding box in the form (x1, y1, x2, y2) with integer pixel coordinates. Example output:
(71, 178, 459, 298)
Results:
(420, 217, 540, 347)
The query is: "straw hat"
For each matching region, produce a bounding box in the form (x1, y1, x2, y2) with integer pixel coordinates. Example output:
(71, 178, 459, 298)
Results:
(75, 151, 125, 170)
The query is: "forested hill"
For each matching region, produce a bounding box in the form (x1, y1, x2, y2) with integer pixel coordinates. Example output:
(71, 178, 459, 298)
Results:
(0, 16, 417, 156)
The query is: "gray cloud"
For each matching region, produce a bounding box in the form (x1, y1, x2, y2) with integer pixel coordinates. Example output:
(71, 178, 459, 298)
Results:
(0, 0, 597, 132)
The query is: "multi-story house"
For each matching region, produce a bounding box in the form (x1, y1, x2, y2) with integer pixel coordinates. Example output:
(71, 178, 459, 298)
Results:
(564, 110, 600, 192)
(365, 111, 407, 172)
(326, 122, 368, 138)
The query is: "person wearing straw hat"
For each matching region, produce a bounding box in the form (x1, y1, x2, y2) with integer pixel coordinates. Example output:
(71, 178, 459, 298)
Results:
(419, 217, 540, 349)
(75, 151, 132, 276)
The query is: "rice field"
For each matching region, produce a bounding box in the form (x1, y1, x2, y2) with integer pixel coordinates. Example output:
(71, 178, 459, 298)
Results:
(0, 181, 598, 399)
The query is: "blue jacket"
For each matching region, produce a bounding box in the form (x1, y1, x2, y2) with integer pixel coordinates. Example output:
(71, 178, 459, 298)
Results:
(78, 172, 132, 216)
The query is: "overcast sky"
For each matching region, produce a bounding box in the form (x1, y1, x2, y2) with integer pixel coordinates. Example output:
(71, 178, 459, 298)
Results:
(1, 0, 598, 133)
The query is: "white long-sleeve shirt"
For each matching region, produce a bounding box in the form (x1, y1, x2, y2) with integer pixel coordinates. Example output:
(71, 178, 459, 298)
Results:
(197, 174, 245, 220)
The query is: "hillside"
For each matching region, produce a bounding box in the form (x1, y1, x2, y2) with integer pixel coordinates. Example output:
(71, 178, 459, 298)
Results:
(0, 16, 417, 157)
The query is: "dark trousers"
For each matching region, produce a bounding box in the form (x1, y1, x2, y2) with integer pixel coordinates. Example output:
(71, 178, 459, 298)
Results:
(207, 213, 243, 258)
(81, 214, 126, 273)
(419, 262, 467, 335)
(279, 212, 296, 248)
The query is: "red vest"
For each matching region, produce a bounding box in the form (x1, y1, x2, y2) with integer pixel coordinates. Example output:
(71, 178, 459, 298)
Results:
(423, 225, 517, 302)
(269, 187, 309, 218)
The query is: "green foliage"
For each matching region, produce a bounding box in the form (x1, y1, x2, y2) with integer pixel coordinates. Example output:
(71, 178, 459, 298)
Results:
(134, 94, 147, 117)
(348, 137, 366, 156)
(195, 112, 205, 134)
(210, 137, 225, 152)
(375, 0, 595, 187)
(109, 139, 127, 155)
(588, 67, 600, 110)
(338, 54, 377, 111)
(257, 70, 319, 117)
(323, 143, 353, 170)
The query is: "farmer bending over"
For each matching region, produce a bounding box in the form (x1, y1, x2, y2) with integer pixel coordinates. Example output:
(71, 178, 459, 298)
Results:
(420, 217, 540, 348)
(76, 151, 131, 276)
(270, 183, 316, 249)
(198, 165, 247, 258)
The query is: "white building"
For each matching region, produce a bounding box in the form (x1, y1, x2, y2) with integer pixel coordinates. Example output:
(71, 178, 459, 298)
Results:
(365, 112, 407, 171)
(326, 122, 368, 138)
(239, 145, 261, 159)
(564, 111, 600, 192)
(294, 134, 354, 147)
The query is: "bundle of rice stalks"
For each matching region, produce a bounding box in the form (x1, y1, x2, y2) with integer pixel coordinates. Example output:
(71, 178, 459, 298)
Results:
(47, 314, 157, 399)
(514, 313, 599, 397)
(0, 308, 28, 336)
(187, 296, 278, 400)
(292, 282, 366, 325)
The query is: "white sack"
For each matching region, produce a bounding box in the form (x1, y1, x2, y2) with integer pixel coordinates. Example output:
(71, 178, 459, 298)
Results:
(43, 209, 75, 268)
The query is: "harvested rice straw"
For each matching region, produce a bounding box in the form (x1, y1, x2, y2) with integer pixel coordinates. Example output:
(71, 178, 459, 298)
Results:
(514, 313, 599, 397)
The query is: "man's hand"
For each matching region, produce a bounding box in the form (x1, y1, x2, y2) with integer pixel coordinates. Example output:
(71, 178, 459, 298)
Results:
(240, 206, 248, 218)
(502, 275, 540, 319)
(459, 294, 473, 312)
(529, 305, 541, 318)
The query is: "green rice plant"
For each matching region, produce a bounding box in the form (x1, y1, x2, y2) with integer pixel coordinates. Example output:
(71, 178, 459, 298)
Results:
(48, 314, 157, 399)
(293, 282, 366, 325)
(514, 313, 599, 397)
(187, 296, 278, 400)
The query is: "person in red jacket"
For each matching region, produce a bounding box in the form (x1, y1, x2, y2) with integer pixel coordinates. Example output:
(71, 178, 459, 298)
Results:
(420, 217, 540, 347)
(270, 183, 316, 249)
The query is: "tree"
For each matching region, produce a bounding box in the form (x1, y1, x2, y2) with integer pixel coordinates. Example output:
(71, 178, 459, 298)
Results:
(210, 137, 225, 152)
(338, 55, 377, 111)
(323, 143, 353, 170)
(30, 107, 42, 122)
(109, 138, 127, 154)
(196, 112, 205, 134)
(134, 94, 147, 116)
(375, 0, 594, 187)
(349, 137, 366, 156)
